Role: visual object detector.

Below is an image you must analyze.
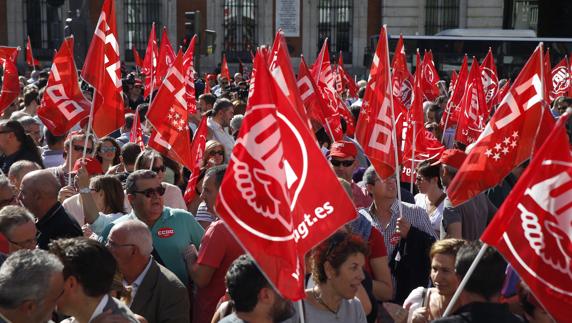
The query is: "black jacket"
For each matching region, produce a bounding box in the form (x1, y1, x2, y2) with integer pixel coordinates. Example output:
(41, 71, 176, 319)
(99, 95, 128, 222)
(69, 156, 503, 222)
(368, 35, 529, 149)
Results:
(36, 202, 82, 250)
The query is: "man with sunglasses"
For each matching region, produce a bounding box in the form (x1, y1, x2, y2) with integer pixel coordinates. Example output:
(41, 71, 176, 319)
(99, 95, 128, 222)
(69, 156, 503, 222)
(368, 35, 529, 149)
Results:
(97, 170, 204, 287)
(329, 141, 372, 208)
(46, 132, 95, 187)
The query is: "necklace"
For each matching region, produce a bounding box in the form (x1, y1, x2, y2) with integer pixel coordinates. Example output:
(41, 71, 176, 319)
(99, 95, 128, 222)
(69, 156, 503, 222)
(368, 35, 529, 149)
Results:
(312, 287, 340, 319)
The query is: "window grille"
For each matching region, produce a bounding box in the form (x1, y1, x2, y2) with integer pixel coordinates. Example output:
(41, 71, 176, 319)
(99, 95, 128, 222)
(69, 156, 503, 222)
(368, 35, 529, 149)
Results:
(24, 0, 64, 59)
(425, 0, 460, 35)
(124, 0, 162, 61)
(223, 0, 257, 62)
(318, 0, 353, 64)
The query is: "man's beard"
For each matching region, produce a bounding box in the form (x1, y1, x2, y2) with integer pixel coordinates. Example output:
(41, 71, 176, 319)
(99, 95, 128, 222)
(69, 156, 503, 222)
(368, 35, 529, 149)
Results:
(270, 297, 295, 322)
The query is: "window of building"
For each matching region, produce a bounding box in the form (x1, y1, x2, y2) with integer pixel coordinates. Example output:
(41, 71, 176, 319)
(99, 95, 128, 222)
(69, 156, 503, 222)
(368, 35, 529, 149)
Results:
(505, 0, 538, 31)
(24, 0, 64, 60)
(318, 0, 353, 64)
(124, 0, 162, 61)
(425, 0, 460, 35)
(223, 0, 257, 62)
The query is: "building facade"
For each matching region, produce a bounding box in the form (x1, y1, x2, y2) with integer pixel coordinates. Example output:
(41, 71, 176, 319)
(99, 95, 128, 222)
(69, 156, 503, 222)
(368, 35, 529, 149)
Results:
(0, 0, 545, 76)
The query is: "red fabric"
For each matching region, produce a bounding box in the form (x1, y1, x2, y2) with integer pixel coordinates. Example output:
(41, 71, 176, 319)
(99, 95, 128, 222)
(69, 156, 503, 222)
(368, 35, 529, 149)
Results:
(391, 34, 414, 108)
(497, 79, 511, 104)
(0, 234, 8, 254)
(147, 51, 193, 170)
(364, 227, 388, 275)
(38, 37, 90, 135)
(183, 35, 197, 114)
(220, 53, 230, 80)
(481, 48, 499, 112)
(338, 52, 359, 98)
(442, 55, 468, 129)
(0, 55, 20, 115)
(26, 36, 39, 67)
(194, 221, 244, 323)
(549, 57, 570, 103)
(356, 26, 398, 180)
(147, 129, 169, 156)
(204, 76, 211, 94)
(447, 46, 555, 206)
(455, 57, 489, 145)
(420, 50, 441, 101)
(0, 47, 18, 62)
(481, 114, 572, 323)
(129, 107, 145, 150)
(268, 31, 311, 130)
(297, 56, 326, 126)
(156, 27, 175, 86)
(132, 46, 142, 68)
(81, 0, 125, 137)
(183, 117, 208, 204)
(449, 70, 458, 93)
(142, 23, 158, 99)
(215, 50, 356, 300)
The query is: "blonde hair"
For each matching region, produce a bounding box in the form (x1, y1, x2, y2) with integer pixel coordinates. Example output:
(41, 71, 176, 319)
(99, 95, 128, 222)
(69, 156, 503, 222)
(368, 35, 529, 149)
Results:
(430, 238, 466, 259)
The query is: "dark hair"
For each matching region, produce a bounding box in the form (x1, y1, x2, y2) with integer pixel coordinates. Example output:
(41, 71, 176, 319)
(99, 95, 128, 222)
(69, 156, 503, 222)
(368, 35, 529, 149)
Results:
(0, 120, 44, 167)
(125, 169, 157, 194)
(311, 231, 369, 284)
(44, 128, 66, 147)
(49, 238, 116, 297)
(121, 143, 142, 167)
(134, 149, 162, 171)
(136, 103, 149, 123)
(455, 241, 507, 300)
(205, 164, 227, 188)
(199, 93, 217, 107)
(124, 113, 135, 130)
(90, 175, 125, 214)
(23, 90, 39, 106)
(427, 104, 443, 123)
(349, 105, 361, 124)
(225, 254, 270, 312)
(358, 86, 366, 99)
(95, 137, 121, 166)
(212, 98, 233, 116)
(162, 154, 183, 186)
(416, 160, 442, 189)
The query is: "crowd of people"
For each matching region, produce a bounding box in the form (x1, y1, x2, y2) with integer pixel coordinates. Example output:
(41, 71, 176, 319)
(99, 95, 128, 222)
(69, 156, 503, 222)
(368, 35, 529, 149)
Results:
(0, 57, 567, 323)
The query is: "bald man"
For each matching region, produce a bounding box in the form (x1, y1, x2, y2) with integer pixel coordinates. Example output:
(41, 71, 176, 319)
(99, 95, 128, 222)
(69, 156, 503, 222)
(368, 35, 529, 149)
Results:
(18, 170, 82, 249)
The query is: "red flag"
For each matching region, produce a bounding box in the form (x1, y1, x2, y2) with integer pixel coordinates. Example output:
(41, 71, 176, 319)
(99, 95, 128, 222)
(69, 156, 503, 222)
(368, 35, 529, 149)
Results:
(156, 27, 176, 85)
(420, 50, 441, 101)
(0, 47, 18, 62)
(449, 70, 458, 93)
(297, 56, 326, 125)
(238, 58, 244, 75)
(355, 26, 396, 179)
(549, 57, 570, 103)
(497, 79, 511, 104)
(481, 113, 572, 323)
(147, 51, 193, 169)
(183, 35, 197, 114)
(183, 117, 208, 204)
(81, 0, 125, 137)
(26, 36, 40, 67)
(142, 23, 158, 99)
(132, 46, 142, 68)
(338, 52, 359, 97)
(215, 50, 356, 300)
(38, 37, 90, 135)
(442, 55, 469, 129)
(221, 53, 230, 80)
(447, 45, 556, 206)
(129, 108, 145, 151)
(335, 52, 344, 94)
(455, 57, 489, 145)
(268, 31, 311, 130)
(0, 55, 19, 114)
(481, 48, 499, 112)
(204, 76, 211, 94)
(391, 34, 414, 108)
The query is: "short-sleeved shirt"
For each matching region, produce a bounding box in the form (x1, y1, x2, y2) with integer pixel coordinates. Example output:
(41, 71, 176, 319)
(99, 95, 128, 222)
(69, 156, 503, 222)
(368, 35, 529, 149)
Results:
(440, 193, 497, 241)
(98, 207, 205, 285)
(283, 297, 367, 323)
(193, 220, 244, 323)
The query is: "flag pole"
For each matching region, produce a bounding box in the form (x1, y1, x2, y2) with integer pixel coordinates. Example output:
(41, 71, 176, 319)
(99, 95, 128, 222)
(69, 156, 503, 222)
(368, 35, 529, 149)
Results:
(442, 243, 489, 317)
(67, 138, 73, 186)
(82, 92, 96, 161)
(384, 25, 404, 219)
(410, 120, 416, 193)
(530, 43, 545, 158)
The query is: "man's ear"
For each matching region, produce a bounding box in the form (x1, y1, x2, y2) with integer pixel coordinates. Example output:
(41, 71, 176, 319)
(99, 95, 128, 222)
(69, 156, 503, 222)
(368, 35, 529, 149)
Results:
(258, 286, 275, 305)
(18, 299, 36, 317)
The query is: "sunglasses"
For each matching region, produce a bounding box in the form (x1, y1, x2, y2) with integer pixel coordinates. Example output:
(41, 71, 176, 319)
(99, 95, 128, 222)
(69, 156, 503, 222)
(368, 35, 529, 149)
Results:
(133, 185, 166, 198)
(100, 146, 117, 153)
(73, 144, 94, 154)
(330, 159, 354, 167)
(152, 165, 166, 173)
(209, 150, 225, 157)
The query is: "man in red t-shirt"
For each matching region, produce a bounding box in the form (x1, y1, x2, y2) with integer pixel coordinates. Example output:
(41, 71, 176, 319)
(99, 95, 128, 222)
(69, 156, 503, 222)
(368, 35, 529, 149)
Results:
(185, 165, 244, 323)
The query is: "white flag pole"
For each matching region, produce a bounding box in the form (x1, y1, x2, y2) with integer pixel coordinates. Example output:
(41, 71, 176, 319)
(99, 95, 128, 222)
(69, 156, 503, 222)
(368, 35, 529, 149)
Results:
(410, 120, 416, 193)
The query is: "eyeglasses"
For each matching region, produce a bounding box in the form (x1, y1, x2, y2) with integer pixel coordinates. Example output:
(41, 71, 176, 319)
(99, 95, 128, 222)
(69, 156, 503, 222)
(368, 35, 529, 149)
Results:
(132, 185, 166, 198)
(73, 144, 94, 154)
(105, 239, 136, 249)
(100, 146, 117, 153)
(209, 150, 225, 157)
(151, 165, 166, 173)
(7, 231, 40, 249)
(330, 159, 355, 167)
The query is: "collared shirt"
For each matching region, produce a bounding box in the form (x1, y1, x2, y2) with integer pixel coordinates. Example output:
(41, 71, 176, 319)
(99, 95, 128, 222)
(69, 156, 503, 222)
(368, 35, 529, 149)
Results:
(123, 258, 153, 306)
(64, 295, 108, 323)
(207, 117, 235, 162)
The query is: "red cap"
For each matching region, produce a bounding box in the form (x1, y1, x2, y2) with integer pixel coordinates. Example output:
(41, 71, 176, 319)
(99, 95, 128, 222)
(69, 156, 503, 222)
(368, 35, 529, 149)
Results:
(72, 157, 104, 175)
(431, 149, 467, 169)
(329, 141, 358, 158)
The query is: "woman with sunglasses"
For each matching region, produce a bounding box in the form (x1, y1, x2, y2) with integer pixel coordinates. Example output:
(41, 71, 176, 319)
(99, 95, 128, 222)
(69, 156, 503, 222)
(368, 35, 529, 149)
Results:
(414, 161, 446, 237)
(134, 150, 187, 211)
(95, 137, 121, 173)
(202, 140, 226, 168)
(300, 231, 368, 323)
